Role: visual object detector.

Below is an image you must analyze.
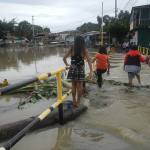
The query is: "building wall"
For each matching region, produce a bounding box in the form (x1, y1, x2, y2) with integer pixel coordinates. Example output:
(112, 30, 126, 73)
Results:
(130, 5, 150, 55)
(130, 6, 150, 30)
(138, 28, 150, 55)
(138, 28, 150, 47)
(130, 31, 138, 45)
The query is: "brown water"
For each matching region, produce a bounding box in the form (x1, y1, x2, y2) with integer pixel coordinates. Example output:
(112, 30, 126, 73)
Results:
(0, 47, 150, 150)
(0, 46, 66, 82)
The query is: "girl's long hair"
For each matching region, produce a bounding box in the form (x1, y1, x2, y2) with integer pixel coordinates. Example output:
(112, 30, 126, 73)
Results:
(73, 36, 85, 56)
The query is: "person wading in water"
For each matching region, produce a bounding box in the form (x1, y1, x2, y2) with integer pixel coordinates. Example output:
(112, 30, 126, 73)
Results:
(124, 45, 145, 87)
(92, 46, 110, 88)
(63, 36, 92, 107)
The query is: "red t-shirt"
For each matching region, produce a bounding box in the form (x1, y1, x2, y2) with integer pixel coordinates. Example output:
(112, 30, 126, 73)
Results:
(124, 50, 145, 63)
(95, 53, 109, 70)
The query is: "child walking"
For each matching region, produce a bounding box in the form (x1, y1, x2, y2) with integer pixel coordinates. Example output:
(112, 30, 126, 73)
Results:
(124, 45, 145, 87)
(63, 36, 92, 107)
(92, 46, 110, 88)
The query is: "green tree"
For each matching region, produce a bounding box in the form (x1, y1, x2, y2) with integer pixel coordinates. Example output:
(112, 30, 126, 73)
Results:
(7, 19, 16, 34)
(0, 19, 49, 41)
(0, 19, 16, 39)
(16, 21, 32, 40)
(34, 25, 43, 34)
(77, 10, 130, 43)
(103, 11, 130, 43)
(77, 22, 99, 33)
(103, 15, 112, 25)
(43, 27, 51, 33)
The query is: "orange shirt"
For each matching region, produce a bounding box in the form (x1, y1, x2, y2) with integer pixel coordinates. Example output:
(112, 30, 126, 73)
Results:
(95, 53, 109, 70)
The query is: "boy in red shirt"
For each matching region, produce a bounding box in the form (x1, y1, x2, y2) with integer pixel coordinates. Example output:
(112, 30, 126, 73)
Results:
(92, 46, 110, 88)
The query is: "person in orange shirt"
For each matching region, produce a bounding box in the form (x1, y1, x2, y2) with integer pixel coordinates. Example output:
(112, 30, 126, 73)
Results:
(92, 46, 110, 88)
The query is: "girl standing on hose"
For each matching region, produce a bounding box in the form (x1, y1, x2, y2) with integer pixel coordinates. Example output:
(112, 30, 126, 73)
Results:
(63, 36, 93, 108)
(92, 46, 110, 88)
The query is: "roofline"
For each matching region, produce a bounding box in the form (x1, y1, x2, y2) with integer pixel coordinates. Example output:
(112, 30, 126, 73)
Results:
(131, 4, 150, 14)
(81, 31, 101, 36)
(133, 4, 150, 8)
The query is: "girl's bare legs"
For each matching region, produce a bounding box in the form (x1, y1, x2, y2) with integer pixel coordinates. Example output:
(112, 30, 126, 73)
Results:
(128, 77, 133, 87)
(72, 81, 77, 106)
(76, 81, 83, 107)
(136, 74, 141, 84)
(128, 73, 133, 87)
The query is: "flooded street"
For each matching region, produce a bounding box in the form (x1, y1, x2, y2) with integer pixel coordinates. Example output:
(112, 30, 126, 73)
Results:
(0, 46, 66, 82)
(0, 47, 150, 150)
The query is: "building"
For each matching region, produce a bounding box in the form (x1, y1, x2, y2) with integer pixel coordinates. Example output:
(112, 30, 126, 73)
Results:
(65, 35, 74, 45)
(34, 32, 50, 45)
(58, 30, 80, 45)
(130, 5, 150, 55)
(82, 31, 109, 48)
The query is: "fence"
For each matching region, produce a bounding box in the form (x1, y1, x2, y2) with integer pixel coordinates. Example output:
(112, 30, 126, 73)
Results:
(138, 46, 150, 55)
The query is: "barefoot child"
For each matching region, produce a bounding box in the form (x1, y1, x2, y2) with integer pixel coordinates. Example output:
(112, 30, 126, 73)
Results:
(92, 46, 110, 88)
(63, 36, 92, 107)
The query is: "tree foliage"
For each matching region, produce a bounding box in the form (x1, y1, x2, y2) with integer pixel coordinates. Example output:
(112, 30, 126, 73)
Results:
(77, 10, 130, 43)
(106, 11, 130, 42)
(77, 22, 99, 33)
(0, 19, 51, 40)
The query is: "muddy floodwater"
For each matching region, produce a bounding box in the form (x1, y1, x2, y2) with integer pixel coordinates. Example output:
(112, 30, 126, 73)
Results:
(0, 46, 150, 150)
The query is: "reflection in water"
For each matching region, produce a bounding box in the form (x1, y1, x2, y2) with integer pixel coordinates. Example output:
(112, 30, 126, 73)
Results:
(0, 48, 19, 70)
(0, 46, 68, 81)
(0, 46, 67, 70)
(51, 127, 72, 150)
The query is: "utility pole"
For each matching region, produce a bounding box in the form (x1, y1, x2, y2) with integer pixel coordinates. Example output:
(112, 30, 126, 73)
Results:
(115, 0, 118, 18)
(32, 16, 38, 74)
(101, 1, 104, 46)
(32, 16, 35, 40)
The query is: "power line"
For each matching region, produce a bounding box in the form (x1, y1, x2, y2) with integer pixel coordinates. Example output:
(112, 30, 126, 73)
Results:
(122, 0, 140, 11)
(133, 0, 138, 7)
(128, 0, 138, 10)
(122, 0, 133, 10)
(104, 8, 115, 14)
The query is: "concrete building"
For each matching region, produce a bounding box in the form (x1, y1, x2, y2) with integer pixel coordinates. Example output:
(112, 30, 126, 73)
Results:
(82, 31, 109, 48)
(130, 5, 150, 55)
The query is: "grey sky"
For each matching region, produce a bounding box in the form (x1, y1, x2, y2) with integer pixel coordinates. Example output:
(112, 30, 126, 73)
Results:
(0, 0, 149, 32)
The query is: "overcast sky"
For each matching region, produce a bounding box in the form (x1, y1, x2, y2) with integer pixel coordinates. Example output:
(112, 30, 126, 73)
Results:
(0, 0, 149, 32)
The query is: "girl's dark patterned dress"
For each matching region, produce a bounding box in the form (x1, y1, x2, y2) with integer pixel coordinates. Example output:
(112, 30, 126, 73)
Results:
(67, 56, 85, 81)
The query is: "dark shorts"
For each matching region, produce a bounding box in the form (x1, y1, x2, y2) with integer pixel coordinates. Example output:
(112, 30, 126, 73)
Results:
(128, 72, 140, 80)
(67, 65, 85, 81)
